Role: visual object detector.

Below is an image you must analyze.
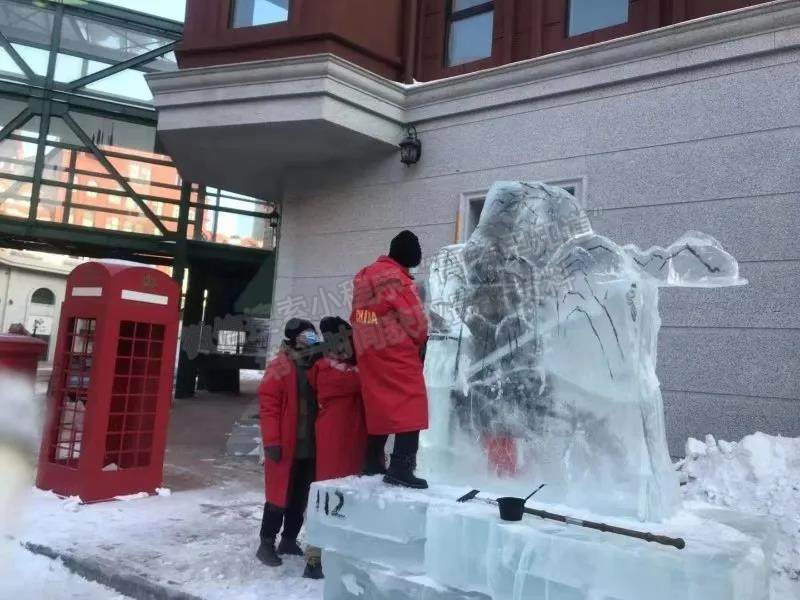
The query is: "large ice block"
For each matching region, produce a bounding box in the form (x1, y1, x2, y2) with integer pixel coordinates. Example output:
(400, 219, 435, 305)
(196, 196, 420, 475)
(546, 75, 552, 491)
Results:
(427, 500, 773, 600)
(422, 182, 746, 521)
(308, 478, 774, 600)
(306, 477, 460, 572)
(323, 549, 491, 600)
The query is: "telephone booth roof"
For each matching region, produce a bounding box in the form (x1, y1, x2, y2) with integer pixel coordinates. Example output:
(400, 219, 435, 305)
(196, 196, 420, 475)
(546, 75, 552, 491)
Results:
(67, 261, 179, 308)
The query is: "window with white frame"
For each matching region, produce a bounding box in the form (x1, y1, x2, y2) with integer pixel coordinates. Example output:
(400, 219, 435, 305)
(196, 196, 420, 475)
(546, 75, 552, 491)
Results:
(446, 0, 494, 67)
(458, 179, 584, 242)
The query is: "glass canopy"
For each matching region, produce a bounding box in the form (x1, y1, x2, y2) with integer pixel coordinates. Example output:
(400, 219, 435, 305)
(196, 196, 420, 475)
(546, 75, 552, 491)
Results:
(0, 0, 274, 251)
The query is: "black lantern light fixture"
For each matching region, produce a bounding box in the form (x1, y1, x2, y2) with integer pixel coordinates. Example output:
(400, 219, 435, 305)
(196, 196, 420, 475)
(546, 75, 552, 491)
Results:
(266, 205, 280, 229)
(399, 124, 422, 166)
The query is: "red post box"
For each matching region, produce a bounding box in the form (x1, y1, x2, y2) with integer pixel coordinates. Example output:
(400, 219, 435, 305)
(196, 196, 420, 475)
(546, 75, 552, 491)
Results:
(36, 262, 179, 502)
(0, 334, 46, 387)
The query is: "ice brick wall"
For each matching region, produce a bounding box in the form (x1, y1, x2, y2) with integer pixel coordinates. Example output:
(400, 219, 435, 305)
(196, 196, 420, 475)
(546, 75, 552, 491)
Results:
(275, 7, 800, 454)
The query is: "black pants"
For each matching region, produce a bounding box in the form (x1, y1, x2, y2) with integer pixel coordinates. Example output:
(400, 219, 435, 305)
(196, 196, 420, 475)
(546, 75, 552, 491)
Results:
(260, 458, 315, 542)
(367, 431, 419, 457)
(394, 431, 419, 455)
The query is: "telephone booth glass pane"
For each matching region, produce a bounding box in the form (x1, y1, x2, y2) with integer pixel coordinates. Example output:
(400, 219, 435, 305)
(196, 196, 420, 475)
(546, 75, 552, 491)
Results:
(48, 317, 95, 467)
(104, 320, 163, 470)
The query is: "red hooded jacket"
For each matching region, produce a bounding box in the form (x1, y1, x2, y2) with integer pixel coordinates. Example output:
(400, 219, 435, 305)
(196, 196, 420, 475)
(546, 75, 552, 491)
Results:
(308, 357, 367, 480)
(350, 255, 429, 435)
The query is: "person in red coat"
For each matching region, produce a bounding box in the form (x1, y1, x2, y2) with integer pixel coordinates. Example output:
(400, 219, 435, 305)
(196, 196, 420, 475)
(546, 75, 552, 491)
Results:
(350, 230, 429, 489)
(310, 316, 367, 481)
(256, 318, 320, 568)
(303, 316, 367, 580)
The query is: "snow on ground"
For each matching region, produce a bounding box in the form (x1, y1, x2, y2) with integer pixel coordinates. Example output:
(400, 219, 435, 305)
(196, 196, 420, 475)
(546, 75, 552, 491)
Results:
(679, 432, 800, 599)
(8, 427, 798, 599)
(16, 482, 323, 600)
(0, 541, 130, 599)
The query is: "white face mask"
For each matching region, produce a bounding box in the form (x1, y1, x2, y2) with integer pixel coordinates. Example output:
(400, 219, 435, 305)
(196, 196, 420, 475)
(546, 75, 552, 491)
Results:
(296, 330, 318, 347)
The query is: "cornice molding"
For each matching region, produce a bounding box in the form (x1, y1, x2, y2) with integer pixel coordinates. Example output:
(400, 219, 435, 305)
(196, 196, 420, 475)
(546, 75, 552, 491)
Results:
(148, 1, 800, 128)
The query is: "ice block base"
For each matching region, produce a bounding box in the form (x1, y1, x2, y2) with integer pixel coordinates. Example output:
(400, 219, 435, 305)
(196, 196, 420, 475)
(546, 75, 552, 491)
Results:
(307, 477, 774, 600)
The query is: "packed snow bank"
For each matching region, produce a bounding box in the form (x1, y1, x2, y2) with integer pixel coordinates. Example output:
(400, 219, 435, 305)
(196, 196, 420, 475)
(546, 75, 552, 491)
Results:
(679, 432, 800, 597)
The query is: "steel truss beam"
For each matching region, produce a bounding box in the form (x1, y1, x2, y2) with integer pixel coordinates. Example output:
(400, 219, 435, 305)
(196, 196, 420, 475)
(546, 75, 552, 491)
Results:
(66, 40, 179, 91)
(0, 105, 33, 143)
(60, 110, 170, 236)
(0, 27, 37, 80)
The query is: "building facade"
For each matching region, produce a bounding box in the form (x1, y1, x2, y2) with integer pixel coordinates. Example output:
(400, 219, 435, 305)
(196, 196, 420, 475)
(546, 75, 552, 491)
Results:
(150, 0, 800, 453)
(0, 248, 82, 362)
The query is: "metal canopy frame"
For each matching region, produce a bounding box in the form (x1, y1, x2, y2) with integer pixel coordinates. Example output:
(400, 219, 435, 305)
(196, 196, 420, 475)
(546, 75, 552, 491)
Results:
(0, 0, 276, 270)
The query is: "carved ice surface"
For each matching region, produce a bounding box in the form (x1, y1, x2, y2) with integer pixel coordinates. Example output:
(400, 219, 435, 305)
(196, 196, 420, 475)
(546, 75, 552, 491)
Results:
(421, 182, 746, 521)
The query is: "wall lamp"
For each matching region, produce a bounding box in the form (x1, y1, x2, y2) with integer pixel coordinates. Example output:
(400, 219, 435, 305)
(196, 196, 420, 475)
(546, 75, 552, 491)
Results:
(399, 125, 422, 166)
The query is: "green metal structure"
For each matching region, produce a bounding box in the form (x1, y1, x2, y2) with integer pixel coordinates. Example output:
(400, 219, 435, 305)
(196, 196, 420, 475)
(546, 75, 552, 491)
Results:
(0, 0, 277, 395)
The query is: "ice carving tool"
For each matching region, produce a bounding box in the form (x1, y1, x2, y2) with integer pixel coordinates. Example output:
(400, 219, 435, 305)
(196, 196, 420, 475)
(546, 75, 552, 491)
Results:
(456, 490, 686, 550)
(457, 489, 480, 503)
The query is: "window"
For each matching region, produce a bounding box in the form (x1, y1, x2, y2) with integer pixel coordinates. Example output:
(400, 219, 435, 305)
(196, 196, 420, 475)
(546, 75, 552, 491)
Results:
(231, 0, 289, 28)
(82, 215, 94, 227)
(567, 0, 629, 37)
(128, 164, 151, 182)
(86, 179, 98, 198)
(31, 288, 55, 306)
(123, 221, 134, 232)
(446, 1, 494, 67)
(108, 216, 120, 230)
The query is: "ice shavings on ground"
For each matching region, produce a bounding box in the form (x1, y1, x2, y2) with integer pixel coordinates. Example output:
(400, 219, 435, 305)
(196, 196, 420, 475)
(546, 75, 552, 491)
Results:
(679, 432, 800, 598)
(114, 492, 151, 501)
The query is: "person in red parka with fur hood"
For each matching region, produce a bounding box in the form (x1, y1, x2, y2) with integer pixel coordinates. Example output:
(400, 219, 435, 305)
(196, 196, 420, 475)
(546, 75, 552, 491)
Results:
(256, 319, 320, 569)
(351, 230, 429, 489)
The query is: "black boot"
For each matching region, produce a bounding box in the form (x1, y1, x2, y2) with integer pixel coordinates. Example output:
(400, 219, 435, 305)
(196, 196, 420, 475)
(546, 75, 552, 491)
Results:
(362, 435, 387, 476)
(383, 453, 428, 489)
(256, 537, 283, 567)
(277, 537, 304, 556)
(303, 556, 324, 579)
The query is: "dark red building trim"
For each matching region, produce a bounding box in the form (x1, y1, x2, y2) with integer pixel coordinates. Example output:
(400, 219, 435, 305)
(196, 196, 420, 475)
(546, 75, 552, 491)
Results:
(178, 0, 775, 82)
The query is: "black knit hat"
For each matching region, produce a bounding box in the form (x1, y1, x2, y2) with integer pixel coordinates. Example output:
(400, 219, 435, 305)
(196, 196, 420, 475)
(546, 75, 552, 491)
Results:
(284, 318, 315, 344)
(319, 316, 351, 337)
(389, 230, 422, 268)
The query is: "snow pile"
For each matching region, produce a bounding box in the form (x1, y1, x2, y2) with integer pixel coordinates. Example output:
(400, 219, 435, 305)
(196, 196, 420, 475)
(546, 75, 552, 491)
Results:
(680, 432, 800, 594)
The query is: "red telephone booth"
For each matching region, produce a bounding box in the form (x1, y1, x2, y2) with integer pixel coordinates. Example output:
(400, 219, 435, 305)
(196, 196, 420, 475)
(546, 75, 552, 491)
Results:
(36, 262, 179, 502)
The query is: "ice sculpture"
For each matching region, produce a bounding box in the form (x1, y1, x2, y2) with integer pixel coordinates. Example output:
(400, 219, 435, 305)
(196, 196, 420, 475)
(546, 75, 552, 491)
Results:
(422, 182, 746, 521)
